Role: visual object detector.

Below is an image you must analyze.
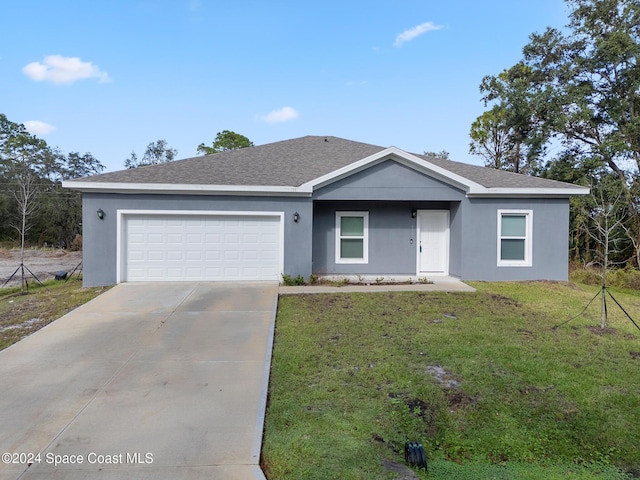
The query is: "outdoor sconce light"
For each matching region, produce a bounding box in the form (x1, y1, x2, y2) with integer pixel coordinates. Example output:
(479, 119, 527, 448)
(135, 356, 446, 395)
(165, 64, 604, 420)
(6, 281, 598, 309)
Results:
(293, 212, 300, 223)
(97, 208, 105, 220)
(411, 209, 417, 219)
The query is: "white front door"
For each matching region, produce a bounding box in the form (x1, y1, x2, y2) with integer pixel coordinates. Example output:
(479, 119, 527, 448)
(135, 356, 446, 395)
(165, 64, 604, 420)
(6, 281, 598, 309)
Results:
(417, 210, 449, 275)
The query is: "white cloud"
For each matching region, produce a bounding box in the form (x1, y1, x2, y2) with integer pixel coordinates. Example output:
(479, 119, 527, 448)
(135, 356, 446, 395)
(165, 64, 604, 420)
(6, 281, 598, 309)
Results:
(24, 120, 56, 135)
(394, 21, 443, 47)
(258, 106, 299, 124)
(22, 55, 111, 85)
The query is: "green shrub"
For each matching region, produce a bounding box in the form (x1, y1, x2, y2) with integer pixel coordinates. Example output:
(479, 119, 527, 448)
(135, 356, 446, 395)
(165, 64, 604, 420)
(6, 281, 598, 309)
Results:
(570, 264, 640, 290)
(281, 273, 305, 286)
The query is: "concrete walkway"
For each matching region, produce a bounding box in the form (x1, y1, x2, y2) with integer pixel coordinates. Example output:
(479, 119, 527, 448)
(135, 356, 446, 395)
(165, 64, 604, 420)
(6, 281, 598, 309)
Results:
(279, 275, 476, 294)
(0, 282, 278, 480)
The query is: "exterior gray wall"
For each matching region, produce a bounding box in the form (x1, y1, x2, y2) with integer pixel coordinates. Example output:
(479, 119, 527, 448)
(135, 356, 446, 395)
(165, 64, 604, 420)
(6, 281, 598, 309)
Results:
(314, 160, 467, 201)
(449, 201, 463, 278)
(459, 197, 569, 281)
(81, 193, 312, 286)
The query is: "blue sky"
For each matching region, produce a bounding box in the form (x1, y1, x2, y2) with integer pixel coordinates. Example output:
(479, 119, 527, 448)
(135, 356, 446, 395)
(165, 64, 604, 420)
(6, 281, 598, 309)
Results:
(1, 1, 570, 173)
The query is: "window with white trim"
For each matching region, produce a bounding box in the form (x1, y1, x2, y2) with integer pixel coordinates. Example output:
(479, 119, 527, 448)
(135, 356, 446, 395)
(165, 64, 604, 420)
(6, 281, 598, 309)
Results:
(497, 210, 532, 266)
(335, 212, 369, 264)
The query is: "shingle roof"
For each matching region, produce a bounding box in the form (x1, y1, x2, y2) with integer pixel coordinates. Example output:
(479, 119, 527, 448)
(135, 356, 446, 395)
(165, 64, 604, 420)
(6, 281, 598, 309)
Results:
(414, 154, 580, 189)
(75, 136, 385, 187)
(67, 135, 586, 192)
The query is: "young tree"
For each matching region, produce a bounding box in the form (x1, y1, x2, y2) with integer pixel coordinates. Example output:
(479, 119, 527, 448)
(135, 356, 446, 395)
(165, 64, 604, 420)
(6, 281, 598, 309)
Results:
(10, 170, 39, 291)
(0, 115, 50, 243)
(586, 186, 626, 327)
(197, 130, 253, 155)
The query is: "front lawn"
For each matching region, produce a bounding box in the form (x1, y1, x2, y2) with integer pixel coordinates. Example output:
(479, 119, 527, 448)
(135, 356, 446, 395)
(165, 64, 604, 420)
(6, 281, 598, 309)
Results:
(262, 282, 640, 479)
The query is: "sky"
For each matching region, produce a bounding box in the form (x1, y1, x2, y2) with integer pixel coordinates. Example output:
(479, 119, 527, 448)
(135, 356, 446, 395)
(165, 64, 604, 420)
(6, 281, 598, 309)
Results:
(1, 1, 571, 173)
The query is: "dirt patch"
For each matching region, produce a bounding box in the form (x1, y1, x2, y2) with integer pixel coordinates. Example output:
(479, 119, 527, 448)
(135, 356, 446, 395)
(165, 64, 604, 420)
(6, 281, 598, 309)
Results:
(488, 293, 521, 307)
(381, 459, 419, 479)
(446, 391, 476, 409)
(587, 325, 617, 336)
(0, 249, 82, 287)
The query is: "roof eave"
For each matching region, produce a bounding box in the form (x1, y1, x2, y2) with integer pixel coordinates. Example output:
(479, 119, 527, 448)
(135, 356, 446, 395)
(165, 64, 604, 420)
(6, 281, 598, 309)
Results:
(62, 181, 311, 197)
(467, 187, 591, 198)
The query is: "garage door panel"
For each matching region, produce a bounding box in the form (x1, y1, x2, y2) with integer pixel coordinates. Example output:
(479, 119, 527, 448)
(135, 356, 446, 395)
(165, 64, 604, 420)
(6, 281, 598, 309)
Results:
(185, 233, 201, 243)
(224, 251, 240, 260)
(148, 233, 164, 244)
(148, 251, 164, 261)
(129, 233, 145, 244)
(147, 267, 165, 278)
(205, 251, 221, 261)
(128, 251, 145, 261)
(186, 251, 202, 261)
(205, 233, 222, 243)
(224, 233, 240, 243)
(261, 249, 277, 258)
(165, 251, 182, 261)
(123, 213, 282, 282)
(261, 233, 277, 242)
(243, 233, 259, 243)
(243, 251, 258, 260)
(167, 233, 184, 243)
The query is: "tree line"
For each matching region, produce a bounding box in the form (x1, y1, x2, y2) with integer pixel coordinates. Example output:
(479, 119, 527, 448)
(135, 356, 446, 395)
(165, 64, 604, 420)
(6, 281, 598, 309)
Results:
(0, 114, 105, 249)
(123, 131, 253, 168)
(469, 0, 640, 269)
(0, 117, 254, 248)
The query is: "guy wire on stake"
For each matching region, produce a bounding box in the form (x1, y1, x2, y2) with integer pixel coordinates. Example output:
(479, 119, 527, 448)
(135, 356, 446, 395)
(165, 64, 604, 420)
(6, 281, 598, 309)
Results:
(553, 283, 640, 332)
(1, 262, 47, 291)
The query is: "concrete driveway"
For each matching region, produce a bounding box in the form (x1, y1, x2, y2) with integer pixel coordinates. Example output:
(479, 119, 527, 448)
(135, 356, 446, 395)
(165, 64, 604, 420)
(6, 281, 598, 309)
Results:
(0, 282, 278, 480)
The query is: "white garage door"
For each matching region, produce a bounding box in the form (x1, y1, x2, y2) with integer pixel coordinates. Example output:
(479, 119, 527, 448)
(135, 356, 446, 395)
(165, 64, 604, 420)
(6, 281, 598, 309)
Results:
(121, 213, 282, 282)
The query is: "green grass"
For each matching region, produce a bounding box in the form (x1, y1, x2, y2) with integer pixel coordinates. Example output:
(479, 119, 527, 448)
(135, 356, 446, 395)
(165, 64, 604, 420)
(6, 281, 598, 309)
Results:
(0, 278, 110, 351)
(262, 282, 640, 479)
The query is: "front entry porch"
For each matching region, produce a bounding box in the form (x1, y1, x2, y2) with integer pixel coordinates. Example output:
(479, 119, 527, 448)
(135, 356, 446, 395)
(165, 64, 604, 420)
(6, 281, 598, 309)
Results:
(312, 200, 460, 279)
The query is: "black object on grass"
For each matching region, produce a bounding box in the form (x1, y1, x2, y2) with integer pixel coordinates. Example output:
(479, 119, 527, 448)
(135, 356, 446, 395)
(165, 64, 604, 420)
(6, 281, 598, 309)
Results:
(404, 441, 428, 470)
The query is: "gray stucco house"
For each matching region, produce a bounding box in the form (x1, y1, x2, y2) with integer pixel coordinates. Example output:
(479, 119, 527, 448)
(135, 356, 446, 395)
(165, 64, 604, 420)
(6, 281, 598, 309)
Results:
(63, 136, 589, 286)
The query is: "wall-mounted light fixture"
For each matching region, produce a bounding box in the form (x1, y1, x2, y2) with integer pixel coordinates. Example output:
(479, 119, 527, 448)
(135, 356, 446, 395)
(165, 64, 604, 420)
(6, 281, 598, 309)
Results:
(411, 209, 417, 219)
(293, 212, 300, 223)
(97, 208, 105, 220)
